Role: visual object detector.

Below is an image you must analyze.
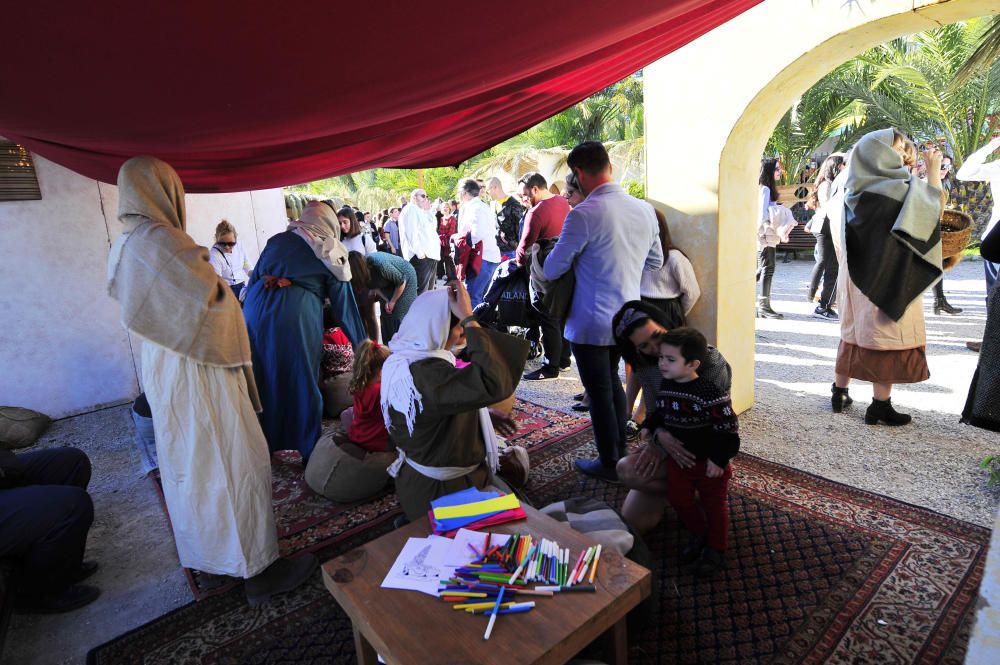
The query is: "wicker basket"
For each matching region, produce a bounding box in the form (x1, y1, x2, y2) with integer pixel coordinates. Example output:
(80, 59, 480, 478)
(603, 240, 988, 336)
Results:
(940, 209, 972, 259)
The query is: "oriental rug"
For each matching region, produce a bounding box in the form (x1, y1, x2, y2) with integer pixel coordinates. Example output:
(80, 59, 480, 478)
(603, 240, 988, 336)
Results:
(151, 399, 589, 599)
(95, 423, 988, 665)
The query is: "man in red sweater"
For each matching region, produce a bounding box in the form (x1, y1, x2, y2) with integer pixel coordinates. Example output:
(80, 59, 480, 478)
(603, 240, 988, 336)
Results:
(515, 172, 570, 266)
(517, 172, 572, 380)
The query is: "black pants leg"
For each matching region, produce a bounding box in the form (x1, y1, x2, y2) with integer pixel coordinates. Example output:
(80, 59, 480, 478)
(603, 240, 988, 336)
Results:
(0, 448, 93, 593)
(571, 344, 627, 465)
(757, 247, 776, 300)
(535, 306, 570, 371)
(818, 221, 839, 309)
(808, 232, 824, 298)
(410, 257, 438, 294)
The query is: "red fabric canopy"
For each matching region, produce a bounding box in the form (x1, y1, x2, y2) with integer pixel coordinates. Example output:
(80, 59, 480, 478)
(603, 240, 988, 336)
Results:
(2, 1, 760, 192)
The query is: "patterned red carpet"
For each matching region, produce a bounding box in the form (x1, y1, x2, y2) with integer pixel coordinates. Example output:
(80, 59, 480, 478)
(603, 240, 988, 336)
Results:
(153, 399, 589, 599)
(95, 404, 987, 664)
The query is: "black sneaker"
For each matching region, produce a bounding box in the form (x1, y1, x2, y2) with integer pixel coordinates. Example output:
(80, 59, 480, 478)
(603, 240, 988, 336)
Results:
(680, 535, 706, 565)
(812, 306, 839, 321)
(559, 360, 572, 372)
(695, 548, 726, 577)
(523, 367, 559, 381)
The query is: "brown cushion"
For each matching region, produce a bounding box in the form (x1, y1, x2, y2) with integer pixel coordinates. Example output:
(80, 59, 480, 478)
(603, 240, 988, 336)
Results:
(0, 406, 51, 449)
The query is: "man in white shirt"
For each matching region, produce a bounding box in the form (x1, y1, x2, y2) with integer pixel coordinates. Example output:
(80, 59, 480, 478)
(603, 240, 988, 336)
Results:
(957, 136, 1000, 295)
(457, 178, 502, 307)
(398, 189, 441, 294)
(543, 142, 663, 481)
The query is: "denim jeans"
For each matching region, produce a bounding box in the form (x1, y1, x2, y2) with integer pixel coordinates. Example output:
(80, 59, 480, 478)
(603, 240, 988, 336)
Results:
(468, 259, 499, 308)
(571, 343, 627, 466)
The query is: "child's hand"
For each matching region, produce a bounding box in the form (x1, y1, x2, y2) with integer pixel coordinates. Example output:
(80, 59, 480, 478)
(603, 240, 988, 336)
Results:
(706, 460, 725, 478)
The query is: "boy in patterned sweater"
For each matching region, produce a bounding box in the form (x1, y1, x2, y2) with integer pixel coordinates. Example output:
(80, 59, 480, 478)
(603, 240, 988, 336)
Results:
(641, 327, 740, 576)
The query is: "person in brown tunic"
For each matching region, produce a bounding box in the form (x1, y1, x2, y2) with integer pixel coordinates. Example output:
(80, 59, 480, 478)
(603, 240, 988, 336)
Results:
(381, 281, 530, 521)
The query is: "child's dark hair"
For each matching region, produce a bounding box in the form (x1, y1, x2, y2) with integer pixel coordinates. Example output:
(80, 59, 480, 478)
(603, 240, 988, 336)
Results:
(349, 340, 390, 394)
(656, 327, 708, 365)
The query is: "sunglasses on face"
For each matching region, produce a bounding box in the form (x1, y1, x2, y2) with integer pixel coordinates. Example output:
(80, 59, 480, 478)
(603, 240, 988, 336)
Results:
(217, 241, 236, 247)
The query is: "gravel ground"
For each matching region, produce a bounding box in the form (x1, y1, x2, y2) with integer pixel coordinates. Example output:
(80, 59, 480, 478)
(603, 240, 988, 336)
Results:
(5, 256, 997, 665)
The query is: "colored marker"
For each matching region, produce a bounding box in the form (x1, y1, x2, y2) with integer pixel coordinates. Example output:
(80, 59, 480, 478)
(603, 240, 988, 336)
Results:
(534, 585, 597, 593)
(484, 585, 505, 640)
(508, 543, 537, 584)
(589, 544, 603, 584)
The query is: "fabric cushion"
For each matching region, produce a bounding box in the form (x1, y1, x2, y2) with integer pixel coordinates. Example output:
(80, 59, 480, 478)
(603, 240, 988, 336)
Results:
(540, 497, 635, 555)
(0, 406, 51, 449)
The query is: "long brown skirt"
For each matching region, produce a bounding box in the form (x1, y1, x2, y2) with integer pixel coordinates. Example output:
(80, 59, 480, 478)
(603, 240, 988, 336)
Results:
(835, 341, 929, 384)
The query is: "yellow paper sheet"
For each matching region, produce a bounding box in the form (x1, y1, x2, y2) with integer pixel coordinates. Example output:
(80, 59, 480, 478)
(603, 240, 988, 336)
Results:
(432, 493, 520, 520)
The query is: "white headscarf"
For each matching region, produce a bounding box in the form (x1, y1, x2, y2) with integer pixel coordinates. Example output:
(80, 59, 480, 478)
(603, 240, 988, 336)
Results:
(380, 289, 499, 474)
(288, 201, 351, 281)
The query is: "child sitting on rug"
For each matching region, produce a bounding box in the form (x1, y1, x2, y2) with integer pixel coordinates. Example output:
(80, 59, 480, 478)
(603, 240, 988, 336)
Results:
(304, 341, 396, 504)
(641, 327, 740, 576)
(342, 340, 391, 452)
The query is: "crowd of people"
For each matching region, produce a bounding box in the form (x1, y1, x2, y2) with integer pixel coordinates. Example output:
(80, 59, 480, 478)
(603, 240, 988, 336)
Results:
(6, 129, 997, 616)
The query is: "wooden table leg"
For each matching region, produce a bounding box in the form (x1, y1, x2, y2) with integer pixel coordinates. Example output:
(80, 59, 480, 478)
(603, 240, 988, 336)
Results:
(353, 625, 379, 665)
(604, 617, 628, 665)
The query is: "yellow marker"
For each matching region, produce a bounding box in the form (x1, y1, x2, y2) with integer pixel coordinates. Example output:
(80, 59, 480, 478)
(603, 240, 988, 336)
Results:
(453, 601, 518, 610)
(439, 592, 488, 598)
(588, 544, 603, 584)
(465, 602, 519, 613)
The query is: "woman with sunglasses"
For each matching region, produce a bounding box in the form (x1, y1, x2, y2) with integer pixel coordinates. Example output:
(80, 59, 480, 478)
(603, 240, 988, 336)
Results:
(611, 300, 732, 534)
(209, 220, 253, 300)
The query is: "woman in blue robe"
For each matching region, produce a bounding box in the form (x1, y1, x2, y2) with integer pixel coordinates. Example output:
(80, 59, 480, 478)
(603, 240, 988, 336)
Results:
(245, 201, 368, 460)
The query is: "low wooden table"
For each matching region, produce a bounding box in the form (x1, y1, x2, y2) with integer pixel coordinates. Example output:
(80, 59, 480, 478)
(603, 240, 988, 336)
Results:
(322, 504, 651, 665)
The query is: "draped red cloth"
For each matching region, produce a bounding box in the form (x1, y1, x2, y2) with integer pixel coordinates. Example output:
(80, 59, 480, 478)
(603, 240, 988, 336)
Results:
(0, 1, 760, 192)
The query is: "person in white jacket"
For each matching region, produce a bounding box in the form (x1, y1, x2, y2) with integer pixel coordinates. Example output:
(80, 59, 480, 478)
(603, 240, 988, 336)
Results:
(956, 136, 1000, 296)
(756, 159, 795, 319)
(398, 189, 441, 294)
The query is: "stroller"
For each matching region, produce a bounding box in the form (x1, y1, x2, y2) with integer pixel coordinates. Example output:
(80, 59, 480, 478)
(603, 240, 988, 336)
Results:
(472, 259, 542, 360)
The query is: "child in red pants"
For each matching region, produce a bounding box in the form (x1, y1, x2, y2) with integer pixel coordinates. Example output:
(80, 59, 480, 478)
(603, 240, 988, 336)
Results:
(640, 327, 740, 576)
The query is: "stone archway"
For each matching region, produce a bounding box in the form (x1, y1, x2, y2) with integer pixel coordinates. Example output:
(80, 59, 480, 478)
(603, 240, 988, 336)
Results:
(644, 0, 997, 413)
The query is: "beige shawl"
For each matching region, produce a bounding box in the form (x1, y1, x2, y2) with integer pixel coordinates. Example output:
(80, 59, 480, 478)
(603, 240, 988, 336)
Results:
(107, 156, 261, 411)
(288, 201, 351, 281)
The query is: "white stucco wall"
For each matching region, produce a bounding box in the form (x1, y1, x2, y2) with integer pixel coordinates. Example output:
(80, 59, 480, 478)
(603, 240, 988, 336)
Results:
(0, 151, 286, 418)
(645, 0, 997, 414)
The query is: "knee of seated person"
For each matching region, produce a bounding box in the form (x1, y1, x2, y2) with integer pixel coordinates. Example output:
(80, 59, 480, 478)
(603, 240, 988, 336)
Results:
(616, 455, 639, 485)
(45, 486, 94, 528)
(63, 447, 93, 487)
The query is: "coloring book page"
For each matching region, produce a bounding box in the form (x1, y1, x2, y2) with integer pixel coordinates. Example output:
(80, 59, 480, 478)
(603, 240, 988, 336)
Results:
(381, 535, 452, 596)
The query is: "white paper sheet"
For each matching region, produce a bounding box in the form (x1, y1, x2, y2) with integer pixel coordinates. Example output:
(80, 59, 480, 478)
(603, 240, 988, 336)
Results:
(381, 535, 453, 596)
(441, 529, 512, 569)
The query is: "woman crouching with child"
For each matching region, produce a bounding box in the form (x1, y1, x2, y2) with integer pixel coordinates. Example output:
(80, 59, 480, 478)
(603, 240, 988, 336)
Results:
(641, 327, 740, 576)
(305, 340, 396, 503)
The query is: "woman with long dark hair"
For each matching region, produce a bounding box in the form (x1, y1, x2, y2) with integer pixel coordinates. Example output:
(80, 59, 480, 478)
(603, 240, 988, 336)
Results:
(611, 300, 732, 533)
(625, 208, 701, 427)
(756, 159, 790, 319)
(806, 154, 846, 319)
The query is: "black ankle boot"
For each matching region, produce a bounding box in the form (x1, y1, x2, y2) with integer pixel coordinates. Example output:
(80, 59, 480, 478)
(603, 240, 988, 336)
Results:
(831, 383, 852, 413)
(865, 398, 911, 426)
(757, 299, 784, 319)
(933, 296, 963, 315)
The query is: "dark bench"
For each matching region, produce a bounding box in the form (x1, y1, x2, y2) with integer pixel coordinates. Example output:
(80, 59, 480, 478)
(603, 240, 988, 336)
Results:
(775, 184, 818, 259)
